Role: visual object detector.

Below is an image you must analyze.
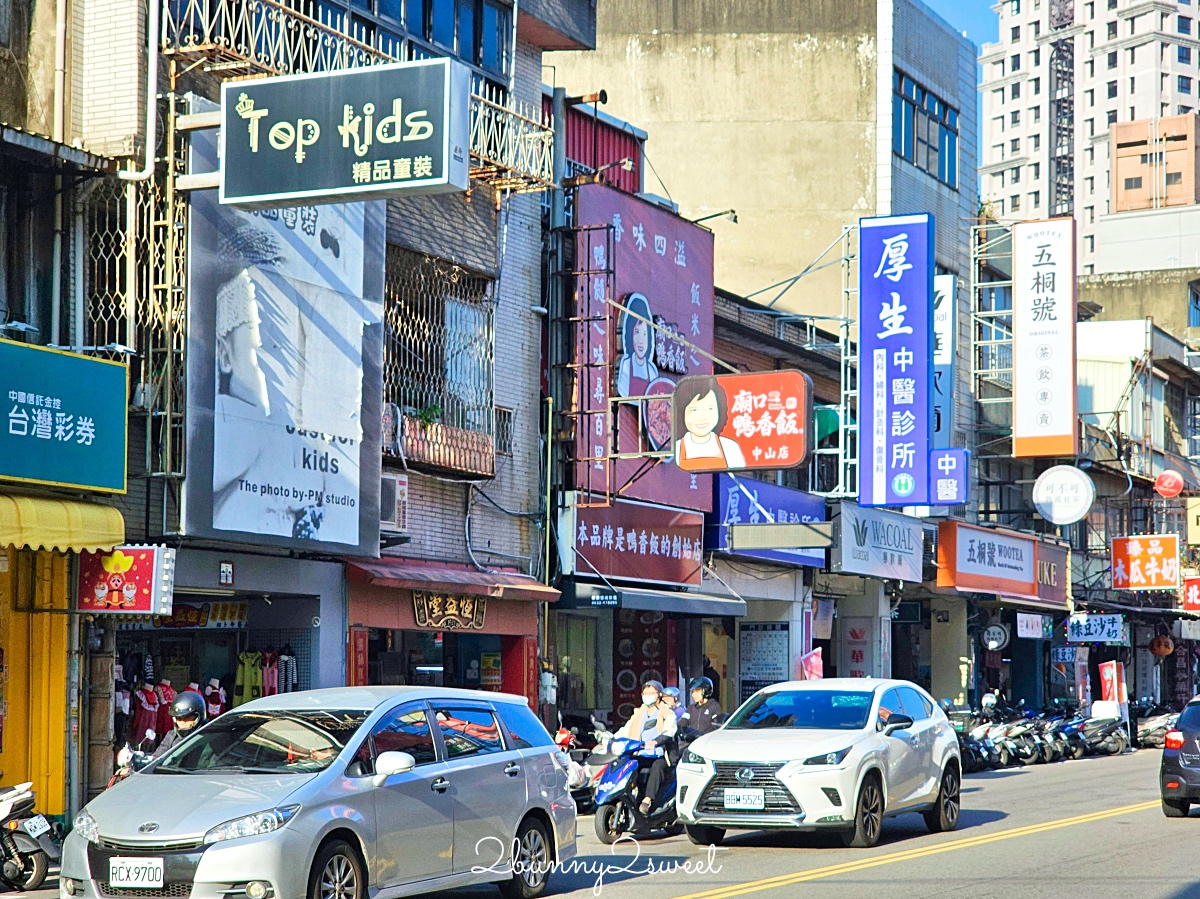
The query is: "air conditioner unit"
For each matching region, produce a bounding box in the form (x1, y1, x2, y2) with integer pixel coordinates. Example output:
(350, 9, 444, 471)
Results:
(380, 473, 409, 532)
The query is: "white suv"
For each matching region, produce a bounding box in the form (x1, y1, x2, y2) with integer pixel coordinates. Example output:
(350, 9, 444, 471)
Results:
(676, 679, 961, 848)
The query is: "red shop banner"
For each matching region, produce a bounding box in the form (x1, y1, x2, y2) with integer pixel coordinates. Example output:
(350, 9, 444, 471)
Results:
(672, 370, 813, 472)
(573, 498, 704, 587)
(573, 183, 716, 512)
(78, 545, 176, 615)
(1183, 576, 1200, 612)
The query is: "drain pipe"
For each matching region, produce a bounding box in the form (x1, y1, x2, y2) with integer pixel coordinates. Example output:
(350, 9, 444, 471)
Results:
(51, 0, 67, 343)
(120, 0, 160, 183)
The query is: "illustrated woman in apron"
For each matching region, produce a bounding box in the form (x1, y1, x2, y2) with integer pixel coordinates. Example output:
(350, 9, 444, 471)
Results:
(616, 293, 659, 398)
(674, 376, 747, 471)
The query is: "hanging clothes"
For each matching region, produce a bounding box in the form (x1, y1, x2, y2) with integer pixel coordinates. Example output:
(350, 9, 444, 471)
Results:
(234, 652, 264, 706)
(154, 680, 177, 740)
(204, 679, 227, 719)
(261, 653, 279, 697)
(278, 654, 299, 693)
(130, 684, 159, 744)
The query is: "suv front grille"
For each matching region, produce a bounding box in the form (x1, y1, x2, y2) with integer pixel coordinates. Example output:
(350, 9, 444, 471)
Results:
(98, 884, 192, 899)
(697, 762, 801, 815)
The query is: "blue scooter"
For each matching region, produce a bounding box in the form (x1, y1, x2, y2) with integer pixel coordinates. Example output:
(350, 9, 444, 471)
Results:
(592, 737, 682, 844)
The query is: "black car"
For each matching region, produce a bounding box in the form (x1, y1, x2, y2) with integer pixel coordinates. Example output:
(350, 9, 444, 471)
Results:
(1161, 701, 1200, 817)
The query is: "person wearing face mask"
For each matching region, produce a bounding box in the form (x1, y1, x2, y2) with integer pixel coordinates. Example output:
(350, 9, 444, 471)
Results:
(615, 680, 678, 815)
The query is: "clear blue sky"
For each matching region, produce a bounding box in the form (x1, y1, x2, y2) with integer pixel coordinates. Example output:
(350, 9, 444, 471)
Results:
(922, 0, 999, 48)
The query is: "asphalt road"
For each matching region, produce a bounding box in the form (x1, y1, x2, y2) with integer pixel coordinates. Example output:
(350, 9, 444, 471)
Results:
(16, 750, 1191, 899)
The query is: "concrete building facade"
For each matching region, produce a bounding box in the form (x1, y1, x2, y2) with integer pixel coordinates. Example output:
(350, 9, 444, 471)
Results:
(980, 0, 1200, 272)
(546, 0, 978, 320)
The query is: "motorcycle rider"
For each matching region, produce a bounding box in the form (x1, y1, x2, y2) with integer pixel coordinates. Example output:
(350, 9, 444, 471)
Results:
(152, 691, 207, 758)
(615, 680, 677, 816)
(685, 676, 723, 735)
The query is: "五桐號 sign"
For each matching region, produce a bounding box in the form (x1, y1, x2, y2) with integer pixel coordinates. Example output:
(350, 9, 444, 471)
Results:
(220, 58, 470, 207)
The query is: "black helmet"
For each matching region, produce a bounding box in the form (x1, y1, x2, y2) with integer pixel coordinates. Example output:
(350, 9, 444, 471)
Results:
(689, 676, 714, 700)
(170, 691, 207, 725)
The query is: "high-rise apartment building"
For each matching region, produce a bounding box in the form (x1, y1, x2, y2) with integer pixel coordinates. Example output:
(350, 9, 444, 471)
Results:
(980, 0, 1200, 272)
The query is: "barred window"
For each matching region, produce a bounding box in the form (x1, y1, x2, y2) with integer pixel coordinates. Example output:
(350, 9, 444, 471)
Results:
(495, 406, 514, 455)
(383, 245, 497, 477)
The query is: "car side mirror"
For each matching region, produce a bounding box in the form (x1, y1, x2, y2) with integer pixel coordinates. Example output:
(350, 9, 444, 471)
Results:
(372, 751, 416, 786)
(883, 714, 915, 736)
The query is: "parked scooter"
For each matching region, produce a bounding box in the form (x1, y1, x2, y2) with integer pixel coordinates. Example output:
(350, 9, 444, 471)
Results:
(592, 736, 683, 843)
(0, 783, 59, 891)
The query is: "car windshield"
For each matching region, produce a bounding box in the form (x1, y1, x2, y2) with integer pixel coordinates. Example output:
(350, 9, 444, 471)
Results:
(153, 710, 370, 774)
(725, 690, 875, 730)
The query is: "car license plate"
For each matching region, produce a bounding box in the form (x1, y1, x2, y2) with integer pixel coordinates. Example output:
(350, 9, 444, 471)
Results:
(22, 815, 49, 838)
(722, 788, 765, 810)
(108, 858, 164, 889)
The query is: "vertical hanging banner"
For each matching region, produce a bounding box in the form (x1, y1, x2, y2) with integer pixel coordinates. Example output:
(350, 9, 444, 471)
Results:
(932, 274, 956, 448)
(1012, 219, 1078, 457)
(929, 448, 970, 505)
(858, 214, 935, 506)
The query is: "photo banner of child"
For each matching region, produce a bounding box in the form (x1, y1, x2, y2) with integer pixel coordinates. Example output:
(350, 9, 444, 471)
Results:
(672, 370, 813, 472)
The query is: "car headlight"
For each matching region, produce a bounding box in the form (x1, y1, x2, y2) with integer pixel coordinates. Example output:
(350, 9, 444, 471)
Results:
(203, 806, 299, 845)
(803, 747, 851, 766)
(682, 749, 707, 765)
(73, 810, 100, 845)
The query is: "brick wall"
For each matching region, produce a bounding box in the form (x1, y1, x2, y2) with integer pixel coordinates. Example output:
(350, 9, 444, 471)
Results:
(79, 0, 144, 157)
(388, 41, 548, 579)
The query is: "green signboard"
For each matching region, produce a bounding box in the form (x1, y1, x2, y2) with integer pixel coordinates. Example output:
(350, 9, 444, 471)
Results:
(0, 340, 128, 492)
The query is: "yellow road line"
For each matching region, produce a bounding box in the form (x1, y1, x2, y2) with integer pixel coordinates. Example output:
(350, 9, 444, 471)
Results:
(671, 799, 1159, 899)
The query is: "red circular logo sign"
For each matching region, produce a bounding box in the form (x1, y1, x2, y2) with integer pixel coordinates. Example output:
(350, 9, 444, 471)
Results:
(1155, 470, 1185, 498)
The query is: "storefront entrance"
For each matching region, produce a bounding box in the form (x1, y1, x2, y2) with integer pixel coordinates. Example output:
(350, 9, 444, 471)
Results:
(113, 595, 316, 749)
(364, 628, 505, 689)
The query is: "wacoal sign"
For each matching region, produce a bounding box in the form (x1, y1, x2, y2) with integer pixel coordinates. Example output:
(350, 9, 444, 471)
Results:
(831, 502, 923, 583)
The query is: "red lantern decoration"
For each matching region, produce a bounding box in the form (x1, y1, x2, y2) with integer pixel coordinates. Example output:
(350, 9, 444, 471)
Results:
(1150, 635, 1175, 657)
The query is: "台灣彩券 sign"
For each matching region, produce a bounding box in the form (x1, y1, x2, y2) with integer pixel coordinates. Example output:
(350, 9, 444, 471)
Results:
(1067, 613, 1124, 643)
(1111, 534, 1180, 591)
(0, 339, 128, 492)
(858, 214, 934, 506)
(673, 370, 812, 472)
(220, 59, 470, 206)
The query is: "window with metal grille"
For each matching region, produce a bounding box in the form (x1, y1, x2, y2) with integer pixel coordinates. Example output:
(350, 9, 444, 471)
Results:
(383, 245, 497, 476)
(495, 405, 514, 455)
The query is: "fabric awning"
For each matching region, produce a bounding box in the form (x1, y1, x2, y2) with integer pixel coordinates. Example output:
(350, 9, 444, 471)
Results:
(563, 580, 747, 617)
(0, 495, 125, 552)
(348, 558, 559, 602)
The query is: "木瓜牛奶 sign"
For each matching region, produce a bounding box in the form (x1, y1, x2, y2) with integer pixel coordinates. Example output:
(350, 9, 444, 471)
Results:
(220, 58, 470, 207)
(0, 339, 128, 492)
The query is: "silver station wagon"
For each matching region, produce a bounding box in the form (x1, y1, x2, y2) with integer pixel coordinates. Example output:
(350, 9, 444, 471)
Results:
(61, 687, 577, 899)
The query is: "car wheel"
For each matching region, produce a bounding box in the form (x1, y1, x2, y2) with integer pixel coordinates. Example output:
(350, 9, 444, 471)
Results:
(685, 825, 724, 846)
(922, 765, 961, 833)
(842, 774, 884, 848)
(309, 840, 365, 899)
(1162, 798, 1191, 818)
(500, 817, 552, 899)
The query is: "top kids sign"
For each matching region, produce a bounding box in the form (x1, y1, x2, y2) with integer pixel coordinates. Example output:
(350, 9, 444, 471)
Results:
(220, 59, 471, 207)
